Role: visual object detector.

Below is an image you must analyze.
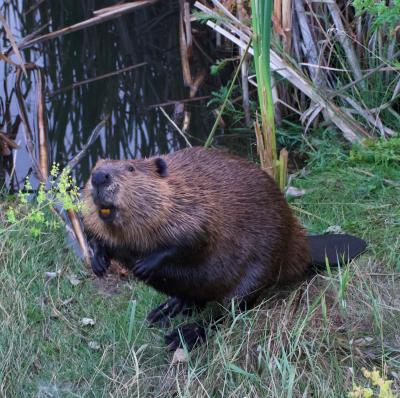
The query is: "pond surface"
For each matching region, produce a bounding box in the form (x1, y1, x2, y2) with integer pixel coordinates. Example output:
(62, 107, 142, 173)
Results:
(1, 0, 231, 189)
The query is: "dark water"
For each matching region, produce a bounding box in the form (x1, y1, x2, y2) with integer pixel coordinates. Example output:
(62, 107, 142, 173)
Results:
(0, 0, 230, 189)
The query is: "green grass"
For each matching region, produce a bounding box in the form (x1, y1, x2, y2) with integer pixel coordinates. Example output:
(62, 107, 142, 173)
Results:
(1, 138, 400, 397)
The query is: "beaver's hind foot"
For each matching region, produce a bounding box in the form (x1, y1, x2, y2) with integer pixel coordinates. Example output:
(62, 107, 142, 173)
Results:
(165, 322, 207, 351)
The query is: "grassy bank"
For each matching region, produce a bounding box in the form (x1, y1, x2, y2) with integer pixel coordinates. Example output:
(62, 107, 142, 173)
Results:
(1, 139, 399, 397)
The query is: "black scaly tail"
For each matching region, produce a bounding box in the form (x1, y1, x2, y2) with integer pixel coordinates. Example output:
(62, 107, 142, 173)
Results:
(308, 234, 367, 267)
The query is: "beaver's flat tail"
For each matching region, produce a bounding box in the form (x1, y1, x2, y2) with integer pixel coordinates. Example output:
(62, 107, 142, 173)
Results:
(308, 234, 367, 267)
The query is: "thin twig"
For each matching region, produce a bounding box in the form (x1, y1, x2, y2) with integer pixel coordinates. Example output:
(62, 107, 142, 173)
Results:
(48, 62, 147, 97)
(147, 95, 210, 109)
(65, 117, 109, 172)
(159, 107, 192, 147)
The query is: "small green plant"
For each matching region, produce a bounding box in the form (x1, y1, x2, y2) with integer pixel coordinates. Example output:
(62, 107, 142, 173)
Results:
(353, 0, 400, 32)
(350, 138, 400, 168)
(5, 164, 83, 238)
(348, 368, 396, 397)
(210, 57, 238, 76)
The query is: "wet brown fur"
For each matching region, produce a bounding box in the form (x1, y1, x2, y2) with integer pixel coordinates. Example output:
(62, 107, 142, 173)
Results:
(83, 147, 310, 305)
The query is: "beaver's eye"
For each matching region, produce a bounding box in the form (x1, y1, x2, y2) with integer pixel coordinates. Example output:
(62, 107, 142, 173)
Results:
(128, 166, 135, 172)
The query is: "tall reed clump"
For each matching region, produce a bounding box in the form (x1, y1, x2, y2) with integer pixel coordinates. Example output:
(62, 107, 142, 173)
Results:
(251, 0, 287, 190)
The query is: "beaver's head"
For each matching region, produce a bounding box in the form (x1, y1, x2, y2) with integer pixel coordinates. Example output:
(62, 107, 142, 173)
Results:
(83, 157, 171, 248)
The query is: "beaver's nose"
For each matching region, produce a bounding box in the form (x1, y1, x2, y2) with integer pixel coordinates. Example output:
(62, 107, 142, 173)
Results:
(91, 170, 111, 187)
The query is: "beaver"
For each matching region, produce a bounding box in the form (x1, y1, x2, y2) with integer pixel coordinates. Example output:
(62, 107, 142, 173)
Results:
(83, 146, 366, 350)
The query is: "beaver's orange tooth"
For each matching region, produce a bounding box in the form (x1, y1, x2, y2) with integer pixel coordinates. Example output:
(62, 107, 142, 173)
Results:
(100, 208, 111, 216)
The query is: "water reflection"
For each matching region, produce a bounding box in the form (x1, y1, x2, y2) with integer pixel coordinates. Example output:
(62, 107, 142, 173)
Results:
(1, 0, 213, 189)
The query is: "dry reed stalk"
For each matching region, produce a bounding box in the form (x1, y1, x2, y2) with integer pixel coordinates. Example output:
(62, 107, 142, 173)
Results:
(37, 69, 48, 179)
(179, 0, 192, 87)
(0, 14, 27, 76)
(281, 0, 292, 52)
(184, 1, 193, 57)
(273, 0, 282, 31)
(5, 22, 50, 55)
(278, 148, 288, 191)
(67, 209, 90, 265)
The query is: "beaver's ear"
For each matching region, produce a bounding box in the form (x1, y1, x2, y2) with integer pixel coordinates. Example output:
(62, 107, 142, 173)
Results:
(154, 158, 168, 177)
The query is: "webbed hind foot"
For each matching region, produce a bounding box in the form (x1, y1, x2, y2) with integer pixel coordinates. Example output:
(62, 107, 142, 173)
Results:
(165, 322, 207, 351)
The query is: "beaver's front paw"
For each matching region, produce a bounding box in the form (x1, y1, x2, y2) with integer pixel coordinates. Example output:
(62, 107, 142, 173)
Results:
(90, 241, 111, 277)
(133, 252, 165, 281)
(92, 251, 110, 277)
(147, 297, 188, 327)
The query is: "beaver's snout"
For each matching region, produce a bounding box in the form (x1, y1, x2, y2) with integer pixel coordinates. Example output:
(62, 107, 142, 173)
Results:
(90, 169, 118, 222)
(92, 170, 111, 188)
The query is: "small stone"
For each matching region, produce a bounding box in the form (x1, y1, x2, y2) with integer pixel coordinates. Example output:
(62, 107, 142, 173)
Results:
(88, 341, 101, 350)
(81, 317, 96, 326)
(285, 186, 307, 198)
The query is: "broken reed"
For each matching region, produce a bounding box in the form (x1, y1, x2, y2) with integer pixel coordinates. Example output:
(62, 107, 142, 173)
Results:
(251, 0, 287, 190)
